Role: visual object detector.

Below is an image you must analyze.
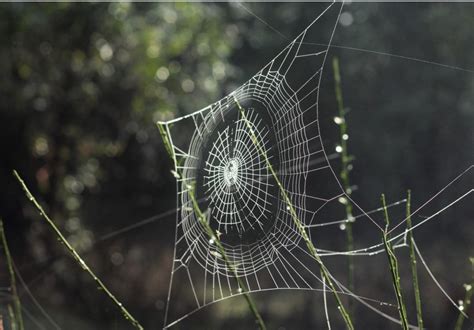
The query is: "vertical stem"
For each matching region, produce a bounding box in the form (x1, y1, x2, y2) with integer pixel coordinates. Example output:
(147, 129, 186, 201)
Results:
(405, 190, 424, 329)
(454, 258, 474, 330)
(12, 171, 144, 330)
(0, 218, 24, 330)
(236, 98, 354, 330)
(332, 57, 355, 303)
(157, 122, 177, 169)
(7, 305, 16, 330)
(381, 194, 409, 330)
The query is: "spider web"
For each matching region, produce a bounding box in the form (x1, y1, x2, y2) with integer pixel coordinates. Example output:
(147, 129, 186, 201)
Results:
(157, 2, 473, 328)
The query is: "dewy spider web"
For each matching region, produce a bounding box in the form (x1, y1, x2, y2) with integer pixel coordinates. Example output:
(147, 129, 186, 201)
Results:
(158, 3, 352, 327)
(157, 2, 472, 329)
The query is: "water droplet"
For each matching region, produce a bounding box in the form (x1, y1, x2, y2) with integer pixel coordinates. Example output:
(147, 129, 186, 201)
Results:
(335, 145, 343, 153)
(210, 250, 222, 258)
(342, 133, 349, 141)
(333, 117, 344, 125)
(339, 224, 346, 231)
(170, 170, 180, 179)
(338, 196, 348, 205)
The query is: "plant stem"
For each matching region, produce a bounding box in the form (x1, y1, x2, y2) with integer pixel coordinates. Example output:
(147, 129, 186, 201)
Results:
(405, 190, 423, 329)
(236, 98, 354, 330)
(157, 122, 267, 330)
(381, 194, 409, 330)
(187, 184, 267, 330)
(157, 122, 177, 168)
(12, 170, 144, 330)
(7, 304, 16, 330)
(0, 218, 24, 330)
(332, 57, 355, 301)
(454, 257, 474, 330)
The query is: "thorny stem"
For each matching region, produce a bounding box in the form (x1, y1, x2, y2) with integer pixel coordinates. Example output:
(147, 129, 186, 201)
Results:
(332, 57, 355, 304)
(454, 257, 474, 330)
(405, 190, 424, 329)
(12, 171, 144, 330)
(381, 194, 409, 330)
(157, 122, 267, 330)
(0, 218, 24, 330)
(236, 98, 354, 330)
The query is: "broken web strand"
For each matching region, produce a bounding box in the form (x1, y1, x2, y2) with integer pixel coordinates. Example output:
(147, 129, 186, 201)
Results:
(235, 97, 354, 329)
(320, 181, 473, 258)
(11, 259, 61, 330)
(12, 171, 144, 330)
(0, 218, 24, 330)
(454, 257, 474, 330)
(405, 190, 424, 329)
(413, 241, 469, 320)
(381, 194, 409, 330)
(322, 269, 332, 329)
(157, 122, 267, 330)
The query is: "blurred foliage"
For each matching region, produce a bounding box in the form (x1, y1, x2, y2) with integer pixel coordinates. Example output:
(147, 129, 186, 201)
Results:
(0, 2, 242, 327)
(1, 2, 239, 246)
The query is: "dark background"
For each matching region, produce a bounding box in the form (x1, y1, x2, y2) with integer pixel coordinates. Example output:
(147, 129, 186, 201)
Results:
(0, 2, 473, 329)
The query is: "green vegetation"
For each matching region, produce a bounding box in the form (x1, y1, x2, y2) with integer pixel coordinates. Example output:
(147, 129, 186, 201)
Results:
(381, 194, 409, 330)
(405, 190, 424, 329)
(0, 3, 472, 328)
(332, 56, 355, 306)
(236, 98, 354, 329)
(13, 171, 143, 330)
(187, 183, 267, 330)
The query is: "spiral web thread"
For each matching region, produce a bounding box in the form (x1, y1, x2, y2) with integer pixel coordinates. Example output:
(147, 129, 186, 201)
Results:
(158, 2, 474, 328)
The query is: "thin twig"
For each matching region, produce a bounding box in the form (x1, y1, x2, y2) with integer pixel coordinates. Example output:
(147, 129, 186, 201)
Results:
(12, 170, 143, 330)
(0, 218, 24, 330)
(236, 98, 354, 329)
(381, 194, 409, 330)
(405, 190, 423, 329)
